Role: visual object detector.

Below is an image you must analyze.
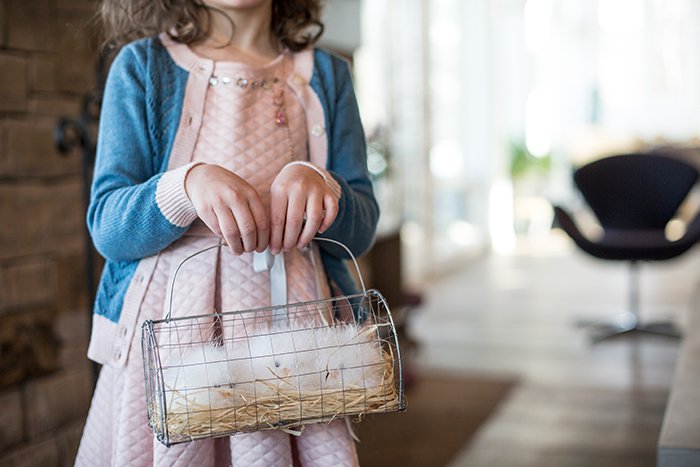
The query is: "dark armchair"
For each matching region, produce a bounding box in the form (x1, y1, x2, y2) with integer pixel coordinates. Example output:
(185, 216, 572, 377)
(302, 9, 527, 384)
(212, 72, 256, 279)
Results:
(553, 153, 700, 341)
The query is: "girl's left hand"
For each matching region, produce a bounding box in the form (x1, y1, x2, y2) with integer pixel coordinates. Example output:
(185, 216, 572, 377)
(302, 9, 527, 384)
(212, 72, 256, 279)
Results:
(269, 164, 339, 254)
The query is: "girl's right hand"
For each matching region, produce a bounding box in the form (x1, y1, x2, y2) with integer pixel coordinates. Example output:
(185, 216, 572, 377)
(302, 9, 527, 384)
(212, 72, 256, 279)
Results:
(185, 164, 270, 255)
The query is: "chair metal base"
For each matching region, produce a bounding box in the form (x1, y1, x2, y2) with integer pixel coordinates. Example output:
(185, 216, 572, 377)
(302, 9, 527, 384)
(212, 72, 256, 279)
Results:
(575, 261, 683, 343)
(579, 312, 682, 343)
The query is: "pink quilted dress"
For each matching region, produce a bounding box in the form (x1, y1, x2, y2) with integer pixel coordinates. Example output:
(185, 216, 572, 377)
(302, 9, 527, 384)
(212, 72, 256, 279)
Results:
(75, 51, 359, 467)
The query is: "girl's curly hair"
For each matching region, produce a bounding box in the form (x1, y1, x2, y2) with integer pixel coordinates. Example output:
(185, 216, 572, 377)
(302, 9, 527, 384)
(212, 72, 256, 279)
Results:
(100, 0, 324, 51)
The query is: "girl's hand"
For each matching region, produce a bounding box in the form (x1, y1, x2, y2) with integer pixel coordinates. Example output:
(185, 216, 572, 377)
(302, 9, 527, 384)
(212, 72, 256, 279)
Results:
(185, 164, 270, 255)
(269, 164, 339, 254)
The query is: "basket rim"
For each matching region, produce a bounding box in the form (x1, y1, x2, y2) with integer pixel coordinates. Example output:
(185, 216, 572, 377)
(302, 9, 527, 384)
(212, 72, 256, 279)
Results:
(144, 288, 389, 326)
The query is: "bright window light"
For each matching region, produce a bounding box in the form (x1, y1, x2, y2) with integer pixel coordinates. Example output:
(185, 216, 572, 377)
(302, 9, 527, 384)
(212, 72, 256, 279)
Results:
(429, 139, 464, 179)
(524, 0, 552, 53)
(489, 179, 516, 254)
(598, 0, 645, 33)
(448, 220, 480, 247)
(525, 88, 552, 158)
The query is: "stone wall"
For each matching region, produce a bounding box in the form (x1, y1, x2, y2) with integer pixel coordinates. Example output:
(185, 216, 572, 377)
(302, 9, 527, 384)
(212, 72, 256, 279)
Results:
(0, 1, 99, 465)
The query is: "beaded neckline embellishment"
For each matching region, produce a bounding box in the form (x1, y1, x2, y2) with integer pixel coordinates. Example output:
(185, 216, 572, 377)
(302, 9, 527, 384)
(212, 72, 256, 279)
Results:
(208, 75, 288, 129)
(209, 76, 279, 90)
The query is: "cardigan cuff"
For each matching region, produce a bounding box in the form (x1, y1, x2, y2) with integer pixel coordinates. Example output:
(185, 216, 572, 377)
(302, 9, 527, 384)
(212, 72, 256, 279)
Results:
(285, 160, 342, 201)
(155, 161, 202, 227)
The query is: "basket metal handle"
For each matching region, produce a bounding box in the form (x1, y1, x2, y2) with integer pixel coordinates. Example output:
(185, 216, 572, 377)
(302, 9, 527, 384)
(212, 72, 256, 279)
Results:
(313, 237, 367, 294)
(164, 236, 367, 322)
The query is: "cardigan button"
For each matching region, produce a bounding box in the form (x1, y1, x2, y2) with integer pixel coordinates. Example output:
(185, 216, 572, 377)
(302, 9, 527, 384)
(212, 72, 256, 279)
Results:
(292, 74, 306, 86)
(311, 124, 325, 137)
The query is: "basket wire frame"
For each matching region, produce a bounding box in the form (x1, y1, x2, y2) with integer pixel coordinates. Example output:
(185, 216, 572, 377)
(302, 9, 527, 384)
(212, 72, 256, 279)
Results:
(142, 239, 405, 446)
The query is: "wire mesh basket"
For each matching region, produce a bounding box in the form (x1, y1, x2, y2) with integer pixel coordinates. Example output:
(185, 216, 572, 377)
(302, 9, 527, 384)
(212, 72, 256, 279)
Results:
(142, 239, 406, 446)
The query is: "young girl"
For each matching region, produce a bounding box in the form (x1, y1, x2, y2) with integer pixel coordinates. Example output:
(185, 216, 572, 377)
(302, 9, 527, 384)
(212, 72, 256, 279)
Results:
(75, 0, 378, 465)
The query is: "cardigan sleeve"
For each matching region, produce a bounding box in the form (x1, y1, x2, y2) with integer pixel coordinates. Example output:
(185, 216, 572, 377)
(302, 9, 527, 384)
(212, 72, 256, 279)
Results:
(314, 54, 380, 259)
(87, 44, 196, 262)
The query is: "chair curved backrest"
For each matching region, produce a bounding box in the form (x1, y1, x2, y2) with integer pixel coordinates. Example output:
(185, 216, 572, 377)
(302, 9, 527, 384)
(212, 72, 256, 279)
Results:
(574, 153, 699, 231)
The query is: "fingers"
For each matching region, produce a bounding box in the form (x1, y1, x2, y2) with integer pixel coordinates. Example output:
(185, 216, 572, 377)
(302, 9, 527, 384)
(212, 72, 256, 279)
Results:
(218, 194, 270, 255)
(318, 194, 339, 234)
(197, 206, 223, 238)
(228, 197, 258, 254)
(272, 193, 339, 251)
(215, 206, 244, 255)
(297, 193, 324, 249)
(269, 191, 287, 255)
(269, 167, 341, 252)
(282, 192, 306, 251)
(199, 164, 341, 256)
(187, 165, 269, 255)
(192, 203, 235, 250)
(248, 196, 270, 253)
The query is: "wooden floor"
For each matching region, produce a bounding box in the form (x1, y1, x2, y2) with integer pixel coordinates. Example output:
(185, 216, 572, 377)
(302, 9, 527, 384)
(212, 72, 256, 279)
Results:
(406, 233, 700, 467)
(355, 373, 514, 467)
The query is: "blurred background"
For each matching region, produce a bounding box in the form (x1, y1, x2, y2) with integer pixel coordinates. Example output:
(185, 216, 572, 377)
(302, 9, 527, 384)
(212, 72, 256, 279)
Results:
(3, 0, 700, 466)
